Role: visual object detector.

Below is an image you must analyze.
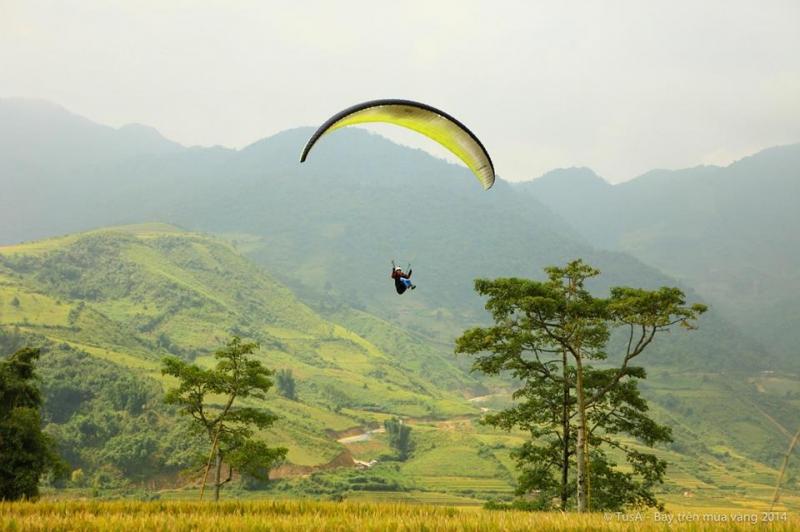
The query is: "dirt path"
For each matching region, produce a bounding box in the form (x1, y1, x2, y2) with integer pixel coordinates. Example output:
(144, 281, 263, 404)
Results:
(724, 380, 793, 440)
(337, 427, 385, 444)
(750, 401, 793, 439)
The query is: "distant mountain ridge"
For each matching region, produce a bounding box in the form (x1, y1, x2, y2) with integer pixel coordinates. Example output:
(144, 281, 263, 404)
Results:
(0, 98, 184, 168)
(518, 143, 800, 367)
(0, 98, 780, 373)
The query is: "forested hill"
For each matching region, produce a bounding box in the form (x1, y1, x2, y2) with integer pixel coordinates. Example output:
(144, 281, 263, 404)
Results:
(0, 99, 771, 373)
(517, 144, 800, 369)
(0, 224, 479, 479)
(1, 225, 798, 504)
(0, 100, 795, 507)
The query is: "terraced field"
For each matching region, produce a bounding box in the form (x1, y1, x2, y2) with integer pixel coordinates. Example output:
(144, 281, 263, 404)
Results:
(1, 224, 798, 510)
(0, 225, 481, 468)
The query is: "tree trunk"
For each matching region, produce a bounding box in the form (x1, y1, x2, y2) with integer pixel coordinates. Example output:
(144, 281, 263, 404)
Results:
(574, 354, 589, 512)
(561, 350, 570, 510)
(213, 448, 222, 502)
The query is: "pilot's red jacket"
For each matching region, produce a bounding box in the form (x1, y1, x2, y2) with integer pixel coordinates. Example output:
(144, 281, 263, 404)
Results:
(391, 269, 411, 279)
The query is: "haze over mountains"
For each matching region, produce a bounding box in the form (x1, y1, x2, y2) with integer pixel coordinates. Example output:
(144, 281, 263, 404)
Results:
(1, 98, 795, 368)
(0, 98, 779, 373)
(518, 146, 800, 367)
(1, 98, 799, 505)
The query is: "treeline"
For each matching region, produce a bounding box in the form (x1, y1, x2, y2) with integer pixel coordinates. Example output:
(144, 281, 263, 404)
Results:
(0, 331, 286, 501)
(0, 327, 420, 502)
(0, 332, 203, 497)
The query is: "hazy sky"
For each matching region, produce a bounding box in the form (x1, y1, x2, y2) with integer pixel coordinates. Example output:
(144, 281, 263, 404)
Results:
(2, 1, 798, 182)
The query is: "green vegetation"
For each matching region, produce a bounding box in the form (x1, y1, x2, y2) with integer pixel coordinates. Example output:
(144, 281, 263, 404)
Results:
(0, 224, 797, 509)
(163, 337, 287, 501)
(275, 369, 298, 400)
(0, 347, 66, 500)
(0, 226, 480, 490)
(456, 261, 706, 512)
(0, 97, 798, 517)
(384, 418, 413, 461)
(4, 335, 200, 489)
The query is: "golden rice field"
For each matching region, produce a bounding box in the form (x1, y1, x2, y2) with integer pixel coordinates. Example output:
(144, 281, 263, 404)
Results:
(0, 500, 797, 531)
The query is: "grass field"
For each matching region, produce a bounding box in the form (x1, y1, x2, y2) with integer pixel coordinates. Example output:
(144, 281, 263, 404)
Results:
(1, 500, 797, 531)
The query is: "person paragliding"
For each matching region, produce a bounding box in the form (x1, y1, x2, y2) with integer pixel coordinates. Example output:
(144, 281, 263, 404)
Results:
(300, 99, 495, 295)
(391, 260, 415, 294)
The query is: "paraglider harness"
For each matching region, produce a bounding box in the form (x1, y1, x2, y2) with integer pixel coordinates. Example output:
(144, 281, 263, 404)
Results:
(391, 260, 414, 295)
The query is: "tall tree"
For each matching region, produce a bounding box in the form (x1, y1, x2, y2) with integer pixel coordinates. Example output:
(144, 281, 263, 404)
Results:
(275, 369, 297, 401)
(384, 418, 413, 461)
(0, 347, 66, 500)
(500, 364, 672, 510)
(162, 337, 287, 501)
(456, 260, 706, 512)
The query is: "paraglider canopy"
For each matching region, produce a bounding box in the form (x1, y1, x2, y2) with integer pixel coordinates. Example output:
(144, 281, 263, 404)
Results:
(300, 99, 495, 190)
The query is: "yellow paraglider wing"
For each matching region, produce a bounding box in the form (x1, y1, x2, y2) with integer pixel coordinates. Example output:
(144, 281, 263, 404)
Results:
(300, 99, 495, 190)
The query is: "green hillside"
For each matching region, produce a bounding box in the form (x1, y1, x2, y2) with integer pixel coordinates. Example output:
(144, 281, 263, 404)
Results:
(0, 224, 542, 504)
(1, 225, 797, 509)
(0, 225, 477, 464)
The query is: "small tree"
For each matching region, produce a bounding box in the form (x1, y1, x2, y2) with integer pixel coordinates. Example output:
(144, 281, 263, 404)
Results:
(162, 337, 287, 501)
(384, 418, 413, 461)
(70, 468, 86, 487)
(275, 369, 297, 400)
(0, 347, 67, 500)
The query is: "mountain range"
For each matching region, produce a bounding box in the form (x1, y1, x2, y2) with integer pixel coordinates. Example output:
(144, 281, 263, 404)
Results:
(0, 98, 779, 371)
(1, 98, 798, 506)
(518, 145, 800, 368)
